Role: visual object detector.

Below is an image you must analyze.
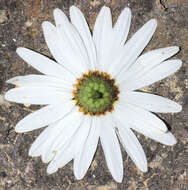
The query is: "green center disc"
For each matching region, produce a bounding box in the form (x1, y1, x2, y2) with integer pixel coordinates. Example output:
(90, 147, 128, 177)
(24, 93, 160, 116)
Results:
(73, 71, 119, 116)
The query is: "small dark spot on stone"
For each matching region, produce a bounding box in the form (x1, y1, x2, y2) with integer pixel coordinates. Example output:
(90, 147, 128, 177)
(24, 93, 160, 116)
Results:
(8, 44, 17, 51)
(0, 171, 7, 178)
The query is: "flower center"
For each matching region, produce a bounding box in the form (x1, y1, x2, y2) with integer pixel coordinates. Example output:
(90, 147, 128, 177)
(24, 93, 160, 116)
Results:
(73, 71, 119, 116)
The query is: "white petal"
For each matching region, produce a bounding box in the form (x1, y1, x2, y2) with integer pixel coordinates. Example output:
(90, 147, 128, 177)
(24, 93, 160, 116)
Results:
(70, 6, 97, 70)
(114, 103, 177, 145)
(73, 116, 92, 155)
(43, 108, 84, 164)
(119, 59, 182, 91)
(42, 21, 87, 77)
(114, 102, 168, 133)
(53, 9, 90, 71)
(115, 119, 147, 172)
(47, 111, 84, 174)
(7, 74, 73, 91)
(118, 46, 179, 83)
(93, 6, 113, 70)
(16, 48, 74, 80)
(47, 138, 73, 174)
(100, 114, 123, 183)
(120, 92, 182, 113)
(42, 22, 69, 72)
(74, 117, 100, 180)
(15, 100, 74, 133)
(5, 86, 72, 105)
(132, 127, 177, 146)
(113, 7, 131, 47)
(103, 7, 131, 73)
(29, 123, 55, 157)
(110, 19, 157, 77)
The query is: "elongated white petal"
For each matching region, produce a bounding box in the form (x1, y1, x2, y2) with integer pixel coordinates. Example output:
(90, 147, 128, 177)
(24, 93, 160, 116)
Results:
(29, 123, 55, 157)
(93, 6, 113, 70)
(16, 48, 74, 80)
(115, 119, 147, 172)
(74, 117, 100, 180)
(42, 22, 69, 72)
(117, 46, 179, 83)
(113, 7, 131, 47)
(120, 92, 182, 113)
(53, 9, 90, 72)
(42, 21, 87, 77)
(43, 109, 84, 164)
(103, 7, 131, 73)
(70, 6, 97, 70)
(132, 126, 177, 146)
(109, 19, 157, 77)
(73, 116, 92, 155)
(47, 111, 84, 174)
(5, 86, 72, 105)
(114, 103, 177, 145)
(7, 74, 72, 90)
(47, 138, 73, 174)
(100, 115, 123, 183)
(120, 59, 182, 91)
(114, 102, 168, 133)
(15, 100, 74, 133)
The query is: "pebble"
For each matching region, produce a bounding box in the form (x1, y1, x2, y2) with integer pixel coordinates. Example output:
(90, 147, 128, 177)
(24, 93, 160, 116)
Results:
(0, 10, 8, 24)
(150, 144, 157, 151)
(0, 95, 4, 104)
(161, 153, 168, 158)
(25, 20, 33, 27)
(153, 155, 162, 162)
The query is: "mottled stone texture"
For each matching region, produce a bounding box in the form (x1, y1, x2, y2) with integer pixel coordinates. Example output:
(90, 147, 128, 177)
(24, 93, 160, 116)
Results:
(0, 0, 187, 189)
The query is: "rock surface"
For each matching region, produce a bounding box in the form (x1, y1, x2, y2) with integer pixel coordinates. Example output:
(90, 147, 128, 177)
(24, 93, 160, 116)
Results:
(0, 0, 187, 189)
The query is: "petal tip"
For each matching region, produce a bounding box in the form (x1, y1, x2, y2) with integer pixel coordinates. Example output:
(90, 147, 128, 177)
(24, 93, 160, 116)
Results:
(53, 8, 61, 14)
(170, 135, 177, 146)
(141, 166, 148, 173)
(15, 125, 24, 133)
(177, 104, 182, 112)
(124, 7, 131, 14)
(174, 46, 180, 53)
(47, 164, 58, 174)
(70, 5, 77, 11)
(4, 92, 10, 101)
(114, 176, 123, 183)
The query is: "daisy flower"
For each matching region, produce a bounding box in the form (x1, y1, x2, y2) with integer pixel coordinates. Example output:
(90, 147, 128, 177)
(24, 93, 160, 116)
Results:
(5, 6, 182, 182)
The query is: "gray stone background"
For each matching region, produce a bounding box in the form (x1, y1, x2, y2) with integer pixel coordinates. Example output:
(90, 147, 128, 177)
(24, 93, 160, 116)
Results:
(0, 0, 187, 189)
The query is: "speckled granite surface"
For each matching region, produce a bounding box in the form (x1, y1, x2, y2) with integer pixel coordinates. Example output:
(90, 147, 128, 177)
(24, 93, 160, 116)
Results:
(0, 0, 187, 189)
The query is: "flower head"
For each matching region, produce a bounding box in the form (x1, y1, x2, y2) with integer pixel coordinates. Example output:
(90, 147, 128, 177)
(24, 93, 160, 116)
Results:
(5, 6, 182, 182)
